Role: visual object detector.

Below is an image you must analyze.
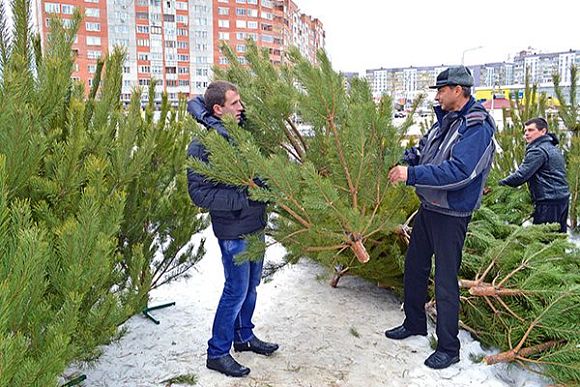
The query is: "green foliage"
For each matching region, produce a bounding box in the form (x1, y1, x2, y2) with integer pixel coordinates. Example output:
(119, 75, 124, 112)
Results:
(0, 7, 205, 386)
(553, 64, 580, 230)
(195, 40, 415, 278)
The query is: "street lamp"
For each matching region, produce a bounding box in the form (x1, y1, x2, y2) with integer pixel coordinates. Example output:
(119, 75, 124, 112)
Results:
(461, 45, 484, 65)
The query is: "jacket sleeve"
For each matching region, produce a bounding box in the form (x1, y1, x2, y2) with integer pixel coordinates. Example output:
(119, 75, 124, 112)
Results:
(402, 132, 428, 166)
(406, 122, 494, 190)
(499, 148, 546, 187)
(187, 139, 251, 211)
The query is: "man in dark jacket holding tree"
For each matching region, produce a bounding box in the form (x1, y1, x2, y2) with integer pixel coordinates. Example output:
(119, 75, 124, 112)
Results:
(500, 117, 569, 232)
(187, 81, 278, 378)
(386, 66, 496, 369)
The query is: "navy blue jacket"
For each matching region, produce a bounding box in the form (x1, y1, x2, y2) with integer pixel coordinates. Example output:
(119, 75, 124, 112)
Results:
(404, 97, 496, 217)
(500, 133, 569, 203)
(186, 96, 267, 239)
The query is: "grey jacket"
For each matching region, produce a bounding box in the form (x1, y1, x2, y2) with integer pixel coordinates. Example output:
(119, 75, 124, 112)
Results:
(500, 134, 569, 203)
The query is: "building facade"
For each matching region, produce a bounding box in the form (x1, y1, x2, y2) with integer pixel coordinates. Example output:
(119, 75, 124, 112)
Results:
(366, 49, 580, 105)
(34, 0, 324, 106)
(212, 0, 324, 68)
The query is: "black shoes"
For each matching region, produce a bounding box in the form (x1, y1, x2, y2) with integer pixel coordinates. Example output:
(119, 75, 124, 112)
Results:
(384, 325, 427, 340)
(206, 354, 250, 377)
(233, 336, 279, 356)
(424, 351, 460, 369)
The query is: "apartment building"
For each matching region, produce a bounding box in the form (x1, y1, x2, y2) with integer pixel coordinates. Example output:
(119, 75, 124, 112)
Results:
(212, 0, 324, 67)
(366, 49, 580, 104)
(34, 0, 323, 105)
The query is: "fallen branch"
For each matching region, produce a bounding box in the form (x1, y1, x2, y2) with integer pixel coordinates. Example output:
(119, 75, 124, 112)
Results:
(484, 340, 565, 365)
(459, 279, 524, 297)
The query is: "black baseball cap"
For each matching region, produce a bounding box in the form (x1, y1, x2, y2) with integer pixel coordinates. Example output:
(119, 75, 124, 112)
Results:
(429, 65, 474, 89)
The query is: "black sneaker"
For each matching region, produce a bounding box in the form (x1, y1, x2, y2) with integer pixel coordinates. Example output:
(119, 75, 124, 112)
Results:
(233, 336, 279, 356)
(424, 351, 460, 369)
(206, 354, 250, 377)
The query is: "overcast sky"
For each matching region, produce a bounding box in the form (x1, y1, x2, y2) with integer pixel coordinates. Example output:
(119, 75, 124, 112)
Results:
(299, 0, 579, 74)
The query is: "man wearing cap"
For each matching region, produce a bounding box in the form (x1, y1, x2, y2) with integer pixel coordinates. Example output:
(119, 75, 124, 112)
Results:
(499, 117, 569, 232)
(385, 65, 496, 369)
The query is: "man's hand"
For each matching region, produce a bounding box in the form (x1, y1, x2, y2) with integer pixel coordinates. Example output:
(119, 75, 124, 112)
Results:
(388, 166, 408, 184)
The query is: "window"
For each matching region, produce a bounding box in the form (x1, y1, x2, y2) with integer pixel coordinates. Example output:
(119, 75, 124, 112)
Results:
(218, 0, 228, 2)
(179, 80, 190, 87)
(151, 26, 162, 34)
(196, 43, 208, 51)
(136, 12, 148, 19)
(177, 41, 188, 49)
(236, 32, 246, 40)
(236, 44, 246, 52)
(247, 0, 257, 3)
(195, 17, 208, 25)
(236, 20, 246, 28)
(87, 50, 102, 59)
(218, 19, 229, 28)
(140, 65, 151, 73)
(196, 68, 209, 76)
(178, 67, 189, 74)
(177, 28, 188, 36)
(218, 7, 229, 15)
(248, 9, 258, 17)
(175, 1, 187, 9)
(163, 14, 175, 22)
(88, 64, 97, 73)
(138, 53, 150, 60)
(247, 21, 258, 29)
(61, 4, 75, 14)
(85, 8, 99, 17)
(176, 15, 188, 23)
(261, 34, 273, 43)
(85, 0, 99, 3)
(236, 0, 246, 3)
(137, 25, 150, 33)
(194, 31, 208, 38)
(44, 3, 60, 13)
(86, 22, 100, 31)
(137, 39, 150, 46)
(177, 54, 189, 61)
(236, 8, 247, 16)
(218, 32, 229, 40)
(86, 36, 101, 45)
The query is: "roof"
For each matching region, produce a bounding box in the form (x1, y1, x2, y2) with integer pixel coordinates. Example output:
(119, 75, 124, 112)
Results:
(482, 98, 511, 110)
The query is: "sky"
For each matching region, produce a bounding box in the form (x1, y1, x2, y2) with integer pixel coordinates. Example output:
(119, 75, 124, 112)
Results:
(298, 0, 579, 74)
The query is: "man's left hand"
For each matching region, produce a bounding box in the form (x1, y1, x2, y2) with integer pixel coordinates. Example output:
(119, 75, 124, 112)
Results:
(388, 166, 408, 183)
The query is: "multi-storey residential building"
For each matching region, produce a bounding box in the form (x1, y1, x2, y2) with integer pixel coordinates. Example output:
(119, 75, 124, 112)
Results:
(366, 49, 580, 105)
(34, 0, 323, 105)
(212, 0, 323, 67)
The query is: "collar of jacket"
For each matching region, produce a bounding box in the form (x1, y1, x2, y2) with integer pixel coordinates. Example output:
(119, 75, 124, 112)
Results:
(433, 96, 476, 126)
(187, 95, 231, 139)
(527, 134, 555, 149)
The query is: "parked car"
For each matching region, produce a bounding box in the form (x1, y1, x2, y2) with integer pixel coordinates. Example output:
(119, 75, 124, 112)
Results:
(394, 112, 406, 118)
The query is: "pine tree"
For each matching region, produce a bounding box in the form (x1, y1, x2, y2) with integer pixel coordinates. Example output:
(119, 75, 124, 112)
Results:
(553, 64, 580, 230)
(0, 4, 205, 385)
(191, 40, 418, 286)
(193, 41, 580, 384)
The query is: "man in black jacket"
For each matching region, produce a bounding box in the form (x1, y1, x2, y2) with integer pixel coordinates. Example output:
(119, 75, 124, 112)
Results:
(500, 117, 570, 232)
(187, 81, 278, 378)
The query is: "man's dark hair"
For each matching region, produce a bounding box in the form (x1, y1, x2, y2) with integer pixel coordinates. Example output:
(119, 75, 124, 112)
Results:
(204, 81, 238, 113)
(460, 86, 471, 98)
(525, 117, 548, 130)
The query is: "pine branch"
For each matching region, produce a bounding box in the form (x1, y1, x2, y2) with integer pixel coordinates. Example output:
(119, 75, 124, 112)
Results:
(484, 340, 565, 365)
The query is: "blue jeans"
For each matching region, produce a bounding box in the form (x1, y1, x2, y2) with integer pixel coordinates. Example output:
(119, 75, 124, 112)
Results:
(207, 238, 264, 359)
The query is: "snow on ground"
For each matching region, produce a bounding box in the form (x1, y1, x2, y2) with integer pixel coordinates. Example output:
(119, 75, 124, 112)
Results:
(65, 227, 551, 387)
